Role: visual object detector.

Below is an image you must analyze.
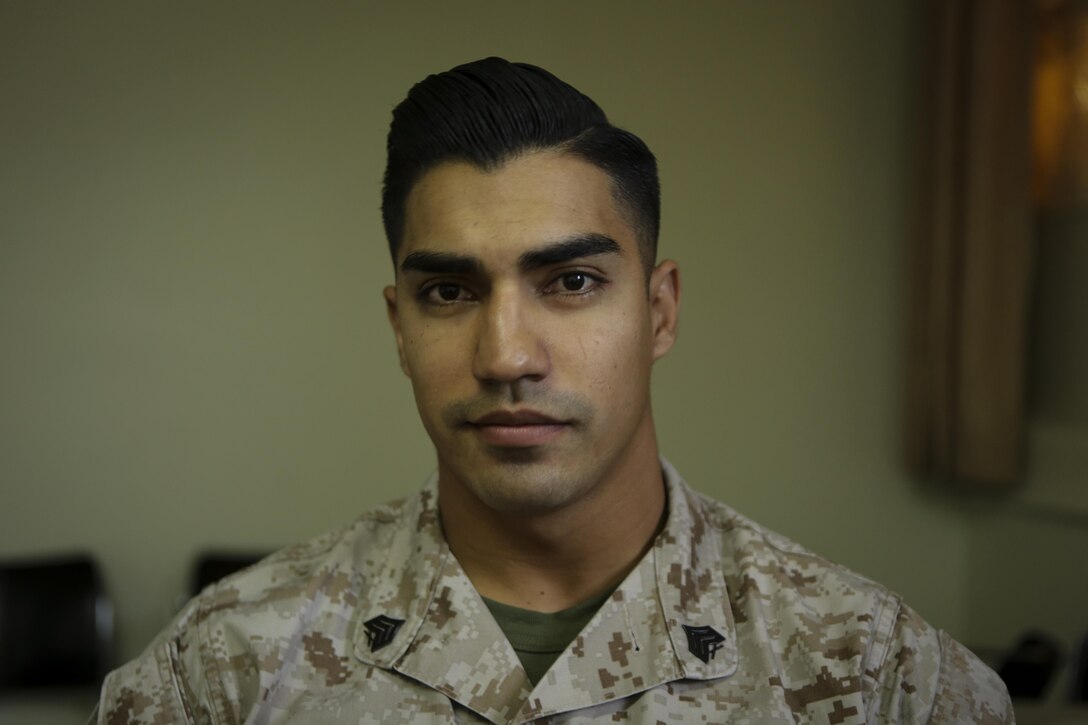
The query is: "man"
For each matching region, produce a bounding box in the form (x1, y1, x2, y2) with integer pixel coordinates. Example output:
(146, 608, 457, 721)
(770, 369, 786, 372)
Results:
(97, 58, 1012, 723)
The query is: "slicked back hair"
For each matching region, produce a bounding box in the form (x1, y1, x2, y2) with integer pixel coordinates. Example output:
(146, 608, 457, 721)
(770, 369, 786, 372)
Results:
(382, 57, 660, 274)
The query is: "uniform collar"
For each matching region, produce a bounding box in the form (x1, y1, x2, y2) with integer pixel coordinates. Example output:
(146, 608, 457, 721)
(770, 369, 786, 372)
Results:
(352, 460, 737, 724)
(351, 478, 532, 724)
(653, 457, 739, 680)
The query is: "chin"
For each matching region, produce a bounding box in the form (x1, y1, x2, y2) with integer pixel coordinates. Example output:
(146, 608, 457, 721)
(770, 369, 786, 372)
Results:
(457, 457, 596, 516)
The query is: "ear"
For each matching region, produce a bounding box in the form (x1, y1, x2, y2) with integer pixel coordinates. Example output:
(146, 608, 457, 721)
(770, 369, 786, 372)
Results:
(648, 260, 681, 361)
(383, 284, 412, 377)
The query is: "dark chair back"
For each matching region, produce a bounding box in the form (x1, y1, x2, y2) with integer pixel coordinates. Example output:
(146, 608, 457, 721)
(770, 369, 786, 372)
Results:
(998, 630, 1063, 699)
(0, 554, 113, 689)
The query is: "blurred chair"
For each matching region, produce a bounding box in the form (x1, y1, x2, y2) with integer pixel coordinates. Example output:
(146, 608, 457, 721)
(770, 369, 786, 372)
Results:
(190, 550, 269, 596)
(999, 630, 1063, 700)
(1069, 632, 1088, 702)
(0, 553, 113, 690)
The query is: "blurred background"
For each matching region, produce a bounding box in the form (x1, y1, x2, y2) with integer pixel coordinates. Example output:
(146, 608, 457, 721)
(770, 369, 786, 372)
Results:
(1, 0, 1085, 721)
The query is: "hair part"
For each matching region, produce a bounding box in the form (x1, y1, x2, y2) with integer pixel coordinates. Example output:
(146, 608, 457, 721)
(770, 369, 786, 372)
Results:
(382, 57, 659, 273)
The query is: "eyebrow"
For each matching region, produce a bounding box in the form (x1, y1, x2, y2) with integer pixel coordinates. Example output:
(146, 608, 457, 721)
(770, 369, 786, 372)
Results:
(400, 250, 483, 276)
(517, 233, 622, 271)
(400, 233, 622, 276)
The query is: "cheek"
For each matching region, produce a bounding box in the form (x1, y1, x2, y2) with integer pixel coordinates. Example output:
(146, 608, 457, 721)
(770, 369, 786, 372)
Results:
(574, 310, 653, 392)
(403, 327, 464, 404)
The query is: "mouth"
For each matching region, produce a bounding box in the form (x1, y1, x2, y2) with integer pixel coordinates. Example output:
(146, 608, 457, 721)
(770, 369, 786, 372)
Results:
(466, 409, 571, 448)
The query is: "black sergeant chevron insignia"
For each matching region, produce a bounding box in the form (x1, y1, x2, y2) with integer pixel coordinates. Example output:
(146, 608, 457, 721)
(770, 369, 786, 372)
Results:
(363, 614, 405, 652)
(682, 624, 725, 664)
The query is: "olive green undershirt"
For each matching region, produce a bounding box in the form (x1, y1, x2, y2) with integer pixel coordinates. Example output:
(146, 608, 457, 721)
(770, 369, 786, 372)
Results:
(482, 588, 615, 685)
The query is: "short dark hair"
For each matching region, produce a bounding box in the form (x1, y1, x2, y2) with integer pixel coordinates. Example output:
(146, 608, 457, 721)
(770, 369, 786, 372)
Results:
(381, 57, 659, 272)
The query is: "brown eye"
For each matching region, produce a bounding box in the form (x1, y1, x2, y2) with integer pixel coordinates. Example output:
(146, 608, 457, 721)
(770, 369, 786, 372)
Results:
(561, 273, 587, 291)
(437, 283, 461, 301)
(541, 271, 604, 298)
(419, 282, 470, 306)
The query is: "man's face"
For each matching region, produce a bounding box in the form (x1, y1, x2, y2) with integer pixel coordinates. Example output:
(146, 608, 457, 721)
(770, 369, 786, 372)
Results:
(384, 150, 679, 515)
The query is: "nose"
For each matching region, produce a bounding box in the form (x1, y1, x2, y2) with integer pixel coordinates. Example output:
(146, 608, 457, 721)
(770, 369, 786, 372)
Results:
(471, 286, 550, 385)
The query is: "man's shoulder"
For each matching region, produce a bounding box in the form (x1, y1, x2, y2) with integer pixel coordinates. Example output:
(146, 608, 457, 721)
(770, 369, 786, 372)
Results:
(97, 491, 436, 723)
(251, 493, 418, 572)
(676, 481, 1012, 722)
(685, 483, 895, 606)
(183, 490, 427, 635)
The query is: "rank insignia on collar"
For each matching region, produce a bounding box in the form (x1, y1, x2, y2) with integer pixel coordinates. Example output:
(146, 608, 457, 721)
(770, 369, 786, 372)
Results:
(363, 614, 405, 652)
(682, 624, 725, 664)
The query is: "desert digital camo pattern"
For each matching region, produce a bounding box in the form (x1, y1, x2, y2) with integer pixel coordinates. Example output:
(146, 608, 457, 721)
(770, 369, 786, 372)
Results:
(97, 461, 1013, 723)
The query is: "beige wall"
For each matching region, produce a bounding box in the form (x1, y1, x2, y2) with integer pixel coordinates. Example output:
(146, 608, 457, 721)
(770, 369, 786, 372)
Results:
(1, 1, 1083, 669)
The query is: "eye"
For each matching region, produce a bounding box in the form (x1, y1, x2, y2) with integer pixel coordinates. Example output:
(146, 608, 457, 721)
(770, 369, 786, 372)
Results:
(420, 282, 473, 305)
(544, 271, 604, 297)
(561, 272, 588, 291)
(436, 283, 461, 301)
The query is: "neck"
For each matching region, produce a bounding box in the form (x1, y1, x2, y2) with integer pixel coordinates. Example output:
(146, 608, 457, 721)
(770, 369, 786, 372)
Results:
(438, 421, 667, 613)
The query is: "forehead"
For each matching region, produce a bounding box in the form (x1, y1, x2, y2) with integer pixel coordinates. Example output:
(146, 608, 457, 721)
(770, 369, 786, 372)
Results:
(400, 151, 636, 265)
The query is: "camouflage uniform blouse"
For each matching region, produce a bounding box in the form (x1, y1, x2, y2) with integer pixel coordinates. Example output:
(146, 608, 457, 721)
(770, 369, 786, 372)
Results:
(97, 461, 1013, 723)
